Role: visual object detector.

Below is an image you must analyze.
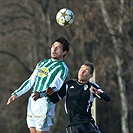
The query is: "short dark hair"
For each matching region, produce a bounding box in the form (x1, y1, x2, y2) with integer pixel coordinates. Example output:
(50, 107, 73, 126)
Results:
(83, 61, 94, 74)
(53, 36, 70, 52)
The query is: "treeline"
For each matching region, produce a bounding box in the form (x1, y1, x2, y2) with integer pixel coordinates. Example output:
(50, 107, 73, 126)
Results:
(0, 0, 132, 133)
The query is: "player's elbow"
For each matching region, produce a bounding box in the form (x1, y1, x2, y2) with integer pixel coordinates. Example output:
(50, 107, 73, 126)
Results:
(105, 96, 111, 102)
(51, 98, 59, 104)
(49, 94, 60, 104)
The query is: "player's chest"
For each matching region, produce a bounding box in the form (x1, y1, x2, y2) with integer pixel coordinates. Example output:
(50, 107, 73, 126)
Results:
(37, 64, 60, 78)
(67, 84, 91, 98)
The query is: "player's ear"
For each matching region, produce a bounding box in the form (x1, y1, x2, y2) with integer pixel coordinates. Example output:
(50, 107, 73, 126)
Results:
(63, 50, 68, 56)
(89, 74, 93, 79)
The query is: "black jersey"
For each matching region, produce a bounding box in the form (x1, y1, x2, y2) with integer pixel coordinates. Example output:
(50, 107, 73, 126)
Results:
(49, 79, 111, 126)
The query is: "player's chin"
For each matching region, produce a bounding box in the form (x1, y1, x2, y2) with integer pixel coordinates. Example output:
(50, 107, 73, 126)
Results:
(51, 54, 56, 58)
(79, 76, 85, 81)
(51, 56, 58, 60)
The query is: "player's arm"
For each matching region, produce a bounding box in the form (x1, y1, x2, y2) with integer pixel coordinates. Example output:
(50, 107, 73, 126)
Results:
(49, 66, 69, 92)
(47, 83, 67, 104)
(6, 64, 38, 104)
(32, 83, 67, 102)
(98, 90, 111, 102)
(90, 83, 111, 102)
(6, 95, 18, 105)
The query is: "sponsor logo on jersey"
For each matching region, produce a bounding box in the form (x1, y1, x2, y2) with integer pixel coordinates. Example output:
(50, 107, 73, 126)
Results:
(83, 85, 88, 90)
(38, 67, 49, 77)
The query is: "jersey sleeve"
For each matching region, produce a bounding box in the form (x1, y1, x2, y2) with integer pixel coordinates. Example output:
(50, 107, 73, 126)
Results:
(49, 65, 69, 92)
(11, 64, 38, 97)
(49, 83, 67, 103)
(98, 91, 111, 102)
(90, 82, 111, 102)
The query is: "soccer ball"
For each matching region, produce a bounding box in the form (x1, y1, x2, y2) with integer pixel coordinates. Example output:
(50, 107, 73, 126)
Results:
(56, 8, 74, 26)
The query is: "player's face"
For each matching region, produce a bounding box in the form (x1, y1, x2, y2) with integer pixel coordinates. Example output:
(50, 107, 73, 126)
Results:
(51, 42, 67, 60)
(78, 65, 92, 83)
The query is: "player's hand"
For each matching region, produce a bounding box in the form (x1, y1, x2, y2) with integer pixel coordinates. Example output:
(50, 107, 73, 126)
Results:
(6, 95, 18, 105)
(90, 86, 100, 95)
(32, 91, 40, 101)
(46, 87, 54, 96)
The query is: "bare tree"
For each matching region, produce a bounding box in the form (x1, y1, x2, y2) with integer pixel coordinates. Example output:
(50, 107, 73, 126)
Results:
(99, 0, 129, 133)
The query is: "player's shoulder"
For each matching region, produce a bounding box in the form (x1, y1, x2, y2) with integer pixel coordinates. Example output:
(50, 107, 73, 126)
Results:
(60, 61, 68, 67)
(66, 79, 77, 84)
(64, 79, 77, 89)
(59, 61, 69, 72)
(89, 82, 101, 89)
(38, 59, 49, 65)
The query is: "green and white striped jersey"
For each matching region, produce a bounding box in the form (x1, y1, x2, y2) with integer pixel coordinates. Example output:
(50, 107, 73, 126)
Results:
(12, 58, 69, 97)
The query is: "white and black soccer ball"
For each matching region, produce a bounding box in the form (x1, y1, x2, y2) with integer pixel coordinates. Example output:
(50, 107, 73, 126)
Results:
(56, 8, 74, 26)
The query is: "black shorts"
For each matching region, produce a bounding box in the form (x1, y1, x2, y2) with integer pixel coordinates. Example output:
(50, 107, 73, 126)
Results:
(66, 122, 101, 133)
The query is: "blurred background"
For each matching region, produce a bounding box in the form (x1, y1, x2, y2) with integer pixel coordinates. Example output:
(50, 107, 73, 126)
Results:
(0, 0, 132, 133)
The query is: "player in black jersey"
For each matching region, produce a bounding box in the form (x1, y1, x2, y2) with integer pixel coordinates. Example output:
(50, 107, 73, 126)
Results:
(44, 61, 111, 133)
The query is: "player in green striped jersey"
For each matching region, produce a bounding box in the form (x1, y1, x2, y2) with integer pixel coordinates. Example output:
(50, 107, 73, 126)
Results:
(6, 36, 70, 133)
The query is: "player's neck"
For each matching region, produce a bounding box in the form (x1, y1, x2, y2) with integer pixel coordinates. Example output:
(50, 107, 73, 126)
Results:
(78, 79, 88, 84)
(51, 58, 63, 61)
